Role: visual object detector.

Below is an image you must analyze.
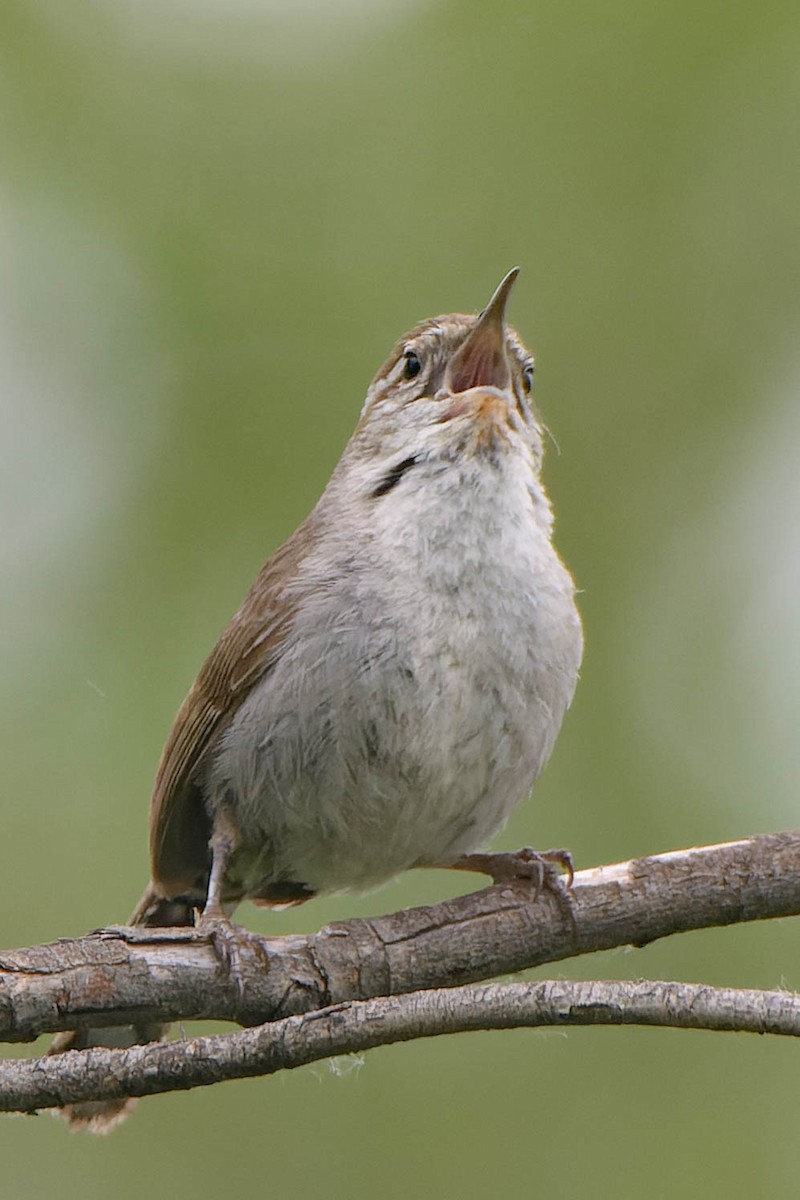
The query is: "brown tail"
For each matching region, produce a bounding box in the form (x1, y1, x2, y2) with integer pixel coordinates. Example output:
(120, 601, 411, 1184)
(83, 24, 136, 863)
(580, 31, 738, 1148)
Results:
(49, 886, 196, 1133)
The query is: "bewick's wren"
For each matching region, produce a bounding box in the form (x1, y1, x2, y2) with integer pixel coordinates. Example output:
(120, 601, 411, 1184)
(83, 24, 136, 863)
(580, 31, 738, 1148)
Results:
(52, 269, 583, 1130)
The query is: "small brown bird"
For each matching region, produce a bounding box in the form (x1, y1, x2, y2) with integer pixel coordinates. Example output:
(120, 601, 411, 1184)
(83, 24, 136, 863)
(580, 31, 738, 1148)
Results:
(52, 270, 583, 1130)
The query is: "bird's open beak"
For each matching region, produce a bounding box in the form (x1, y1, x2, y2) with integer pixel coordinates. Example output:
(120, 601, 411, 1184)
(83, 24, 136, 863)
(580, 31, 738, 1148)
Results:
(445, 268, 519, 395)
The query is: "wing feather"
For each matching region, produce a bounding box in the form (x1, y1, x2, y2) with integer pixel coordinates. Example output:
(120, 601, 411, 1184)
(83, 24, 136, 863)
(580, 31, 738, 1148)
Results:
(148, 518, 315, 895)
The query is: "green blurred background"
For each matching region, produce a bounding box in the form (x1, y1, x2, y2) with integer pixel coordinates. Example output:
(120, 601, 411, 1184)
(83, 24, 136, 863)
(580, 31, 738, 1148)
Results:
(2, 0, 799, 1194)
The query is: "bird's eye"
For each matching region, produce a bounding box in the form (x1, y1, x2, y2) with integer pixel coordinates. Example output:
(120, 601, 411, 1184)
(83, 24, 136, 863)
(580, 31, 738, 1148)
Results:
(403, 351, 422, 380)
(522, 363, 534, 393)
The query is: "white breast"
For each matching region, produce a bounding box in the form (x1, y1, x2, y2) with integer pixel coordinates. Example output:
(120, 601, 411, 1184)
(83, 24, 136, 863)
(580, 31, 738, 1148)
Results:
(209, 449, 583, 897)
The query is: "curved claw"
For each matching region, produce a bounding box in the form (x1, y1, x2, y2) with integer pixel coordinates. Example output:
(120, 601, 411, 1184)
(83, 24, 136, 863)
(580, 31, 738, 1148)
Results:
(196, 912, 270, 1017)
(437, 846, 575, 901)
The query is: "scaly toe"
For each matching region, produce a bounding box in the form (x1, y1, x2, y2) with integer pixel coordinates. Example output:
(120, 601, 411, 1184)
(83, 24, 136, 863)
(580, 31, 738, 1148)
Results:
(474, 848, 571, 893)
(196, 912, 269, 1014)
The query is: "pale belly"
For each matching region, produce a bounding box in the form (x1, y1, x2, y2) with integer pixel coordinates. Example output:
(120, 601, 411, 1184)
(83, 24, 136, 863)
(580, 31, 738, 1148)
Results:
(207, 531, 583, 900)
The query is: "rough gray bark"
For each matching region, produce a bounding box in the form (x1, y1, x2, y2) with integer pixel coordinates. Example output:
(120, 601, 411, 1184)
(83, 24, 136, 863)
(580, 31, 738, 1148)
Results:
(1, 829, 798, 1116)
(4, 980, 800, 1115)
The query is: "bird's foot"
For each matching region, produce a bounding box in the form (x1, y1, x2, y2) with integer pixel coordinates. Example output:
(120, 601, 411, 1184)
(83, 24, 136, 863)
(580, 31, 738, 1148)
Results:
(447, 846, 575, 900)
(195, 906, 270, 1015)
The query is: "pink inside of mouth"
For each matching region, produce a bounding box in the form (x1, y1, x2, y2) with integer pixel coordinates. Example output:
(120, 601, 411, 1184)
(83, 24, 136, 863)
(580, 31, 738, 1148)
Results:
(449, 346, 505, 393)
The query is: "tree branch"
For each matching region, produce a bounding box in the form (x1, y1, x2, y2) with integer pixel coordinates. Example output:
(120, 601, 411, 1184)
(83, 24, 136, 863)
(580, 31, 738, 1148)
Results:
(3, 979, 800, 1116)
(1, 829, 798, 1117)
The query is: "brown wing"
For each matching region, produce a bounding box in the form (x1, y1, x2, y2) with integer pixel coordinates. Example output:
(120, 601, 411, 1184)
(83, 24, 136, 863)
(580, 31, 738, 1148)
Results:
(148, 517, 316, 896)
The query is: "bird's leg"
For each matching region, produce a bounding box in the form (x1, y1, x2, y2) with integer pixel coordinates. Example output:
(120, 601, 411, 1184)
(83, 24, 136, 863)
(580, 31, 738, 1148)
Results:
(195, 810, 268, 1011)
(201, 813, 237, 924)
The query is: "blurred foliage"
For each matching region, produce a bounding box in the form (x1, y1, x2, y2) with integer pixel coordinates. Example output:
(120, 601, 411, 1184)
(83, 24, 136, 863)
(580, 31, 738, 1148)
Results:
(1, 0, 799, 1195)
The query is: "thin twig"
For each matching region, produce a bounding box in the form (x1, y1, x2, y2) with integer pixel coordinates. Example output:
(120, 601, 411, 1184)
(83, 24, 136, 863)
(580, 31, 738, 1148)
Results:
(2, 979, 798, 1116)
